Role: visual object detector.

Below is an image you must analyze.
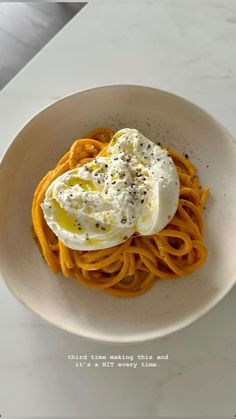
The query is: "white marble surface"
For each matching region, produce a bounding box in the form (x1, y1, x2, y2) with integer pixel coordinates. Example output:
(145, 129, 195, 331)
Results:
(0, 0, 236, 417)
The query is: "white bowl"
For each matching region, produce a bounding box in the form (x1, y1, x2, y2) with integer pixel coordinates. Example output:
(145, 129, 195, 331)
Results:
(0, 85, 236, 343)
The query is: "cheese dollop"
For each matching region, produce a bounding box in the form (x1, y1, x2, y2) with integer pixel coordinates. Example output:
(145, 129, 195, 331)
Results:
(41, 128, 180, 250)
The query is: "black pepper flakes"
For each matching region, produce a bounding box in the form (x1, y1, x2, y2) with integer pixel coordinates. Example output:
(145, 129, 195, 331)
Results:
(184, 153, 189, 159)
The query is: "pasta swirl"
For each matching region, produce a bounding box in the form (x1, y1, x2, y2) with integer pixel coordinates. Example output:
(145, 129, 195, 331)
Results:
(32, 128, 208, 297)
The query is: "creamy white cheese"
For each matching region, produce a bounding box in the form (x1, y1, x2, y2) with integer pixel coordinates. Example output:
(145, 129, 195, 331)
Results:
(41, 128, 180, 250)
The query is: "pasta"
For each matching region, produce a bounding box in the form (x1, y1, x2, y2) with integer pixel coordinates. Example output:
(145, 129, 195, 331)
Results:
(32, 128, 209, 297)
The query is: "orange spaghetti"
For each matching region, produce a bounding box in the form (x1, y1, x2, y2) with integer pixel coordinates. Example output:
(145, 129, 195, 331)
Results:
(32, 128, 208, 297)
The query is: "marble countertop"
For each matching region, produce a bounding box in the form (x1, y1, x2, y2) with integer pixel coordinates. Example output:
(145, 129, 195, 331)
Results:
(1, 0, 236, 417)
